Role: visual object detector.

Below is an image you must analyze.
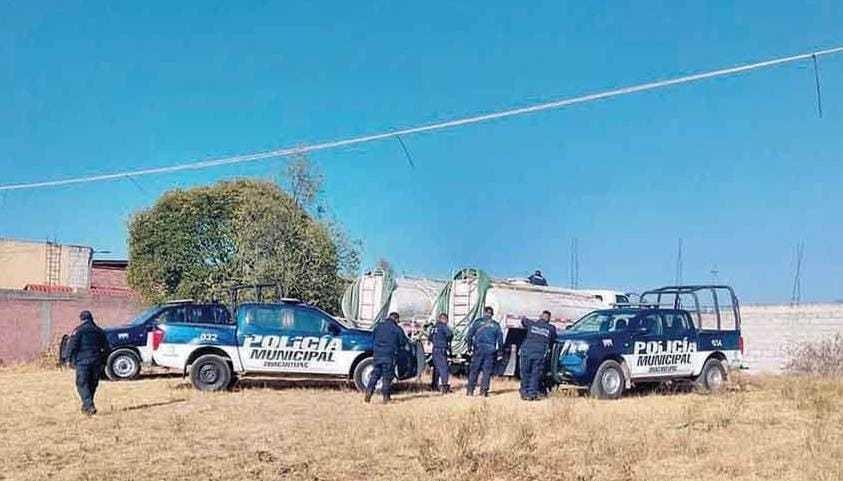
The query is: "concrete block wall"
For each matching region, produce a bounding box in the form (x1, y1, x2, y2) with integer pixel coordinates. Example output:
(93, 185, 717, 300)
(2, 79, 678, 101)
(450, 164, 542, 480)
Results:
(740, 304, 843, 372)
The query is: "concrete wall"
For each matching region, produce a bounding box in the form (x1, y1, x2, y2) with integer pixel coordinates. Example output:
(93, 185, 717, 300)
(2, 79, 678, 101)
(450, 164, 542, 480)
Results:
(0, 240, 47, 290)
(0, 239, 92, 290)
(0, 289, 144, 364)
(740, 304, 843, 372)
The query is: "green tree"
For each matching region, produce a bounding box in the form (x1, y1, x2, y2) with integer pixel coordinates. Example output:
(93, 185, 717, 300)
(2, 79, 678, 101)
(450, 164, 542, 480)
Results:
(127, 178, 357, 312)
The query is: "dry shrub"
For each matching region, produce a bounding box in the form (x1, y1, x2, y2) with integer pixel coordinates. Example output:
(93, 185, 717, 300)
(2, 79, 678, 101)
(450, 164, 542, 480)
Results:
(784, 333, 843, 376)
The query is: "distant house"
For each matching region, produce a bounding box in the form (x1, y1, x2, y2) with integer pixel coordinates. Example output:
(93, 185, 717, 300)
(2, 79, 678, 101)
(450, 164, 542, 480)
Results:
(90, 259, 133, 296)
(0, 238, 93, 291)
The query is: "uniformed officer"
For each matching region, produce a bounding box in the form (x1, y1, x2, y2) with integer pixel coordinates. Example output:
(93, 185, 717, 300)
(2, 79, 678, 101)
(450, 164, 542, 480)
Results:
(528, 270, 548, 286)
(365, 311, 407, 404)
(428, 313, 453, 393)
(465, 306, 503, 397)
(519, 310, 557, 401)
(66, 310, 109, 415)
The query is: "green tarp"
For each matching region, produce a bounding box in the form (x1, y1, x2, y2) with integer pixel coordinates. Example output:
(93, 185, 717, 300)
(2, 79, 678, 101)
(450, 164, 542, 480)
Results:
(429, 267, 492, 355)
(341, 268, 396, 325)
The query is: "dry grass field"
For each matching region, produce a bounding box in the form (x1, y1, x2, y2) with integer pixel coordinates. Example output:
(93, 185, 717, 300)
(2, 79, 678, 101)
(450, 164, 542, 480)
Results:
(1, 366, 841, 481)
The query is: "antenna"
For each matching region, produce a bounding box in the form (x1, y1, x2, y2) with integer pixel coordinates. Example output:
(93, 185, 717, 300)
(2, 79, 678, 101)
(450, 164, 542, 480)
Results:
(675, 238, 684, 286)
(790, 242, 805, 306)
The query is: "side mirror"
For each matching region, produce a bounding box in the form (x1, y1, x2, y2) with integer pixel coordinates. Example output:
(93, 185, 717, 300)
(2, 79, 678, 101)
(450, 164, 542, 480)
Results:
(328, 324, 341, 336)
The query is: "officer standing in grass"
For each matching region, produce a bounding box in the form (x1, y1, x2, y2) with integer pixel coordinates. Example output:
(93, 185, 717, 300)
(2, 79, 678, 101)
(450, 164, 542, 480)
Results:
(465, 306, 503, 397)
(66, 310, 109, 415)
(519, 310, 557, 401)
(428, 313, 453, 393)
(365, 311, 406, 404)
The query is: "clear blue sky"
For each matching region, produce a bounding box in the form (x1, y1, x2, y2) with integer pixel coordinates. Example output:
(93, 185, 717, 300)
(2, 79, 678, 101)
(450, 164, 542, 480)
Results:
(2, 1, 842, 303)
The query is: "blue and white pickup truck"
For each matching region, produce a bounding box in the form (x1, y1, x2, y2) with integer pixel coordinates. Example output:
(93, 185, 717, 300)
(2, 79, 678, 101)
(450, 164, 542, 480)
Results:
(151, 299, 425, 391)
(59, 300, 231, 380)
(550, 285, 744, 399)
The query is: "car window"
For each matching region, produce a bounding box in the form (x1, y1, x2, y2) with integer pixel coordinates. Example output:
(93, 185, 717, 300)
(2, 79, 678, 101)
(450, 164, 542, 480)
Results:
(189, 305, 231, 324)
(241, 305, 294, 330)
(616, 295, 630, 305)
(630, 313, 662, 335)
(661, 312, 691, 334)
(155, 306, 189, 324)
(294, 308, 332, 333)
(570, 311, 635, 333)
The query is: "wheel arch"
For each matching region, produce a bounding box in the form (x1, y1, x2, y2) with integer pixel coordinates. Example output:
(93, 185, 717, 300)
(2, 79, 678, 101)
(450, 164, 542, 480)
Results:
(349, 351, 373, 378)
(598, 354, 632, 389)
(186, 346, 233, 373)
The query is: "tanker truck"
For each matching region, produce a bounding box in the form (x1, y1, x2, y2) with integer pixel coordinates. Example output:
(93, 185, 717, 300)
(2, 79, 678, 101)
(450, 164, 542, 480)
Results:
(429, 267, 628, 376)
(340, 268, 445, 333)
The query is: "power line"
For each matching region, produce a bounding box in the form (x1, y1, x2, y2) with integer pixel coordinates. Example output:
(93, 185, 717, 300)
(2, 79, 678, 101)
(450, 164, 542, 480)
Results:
(2, 45, 843, 192)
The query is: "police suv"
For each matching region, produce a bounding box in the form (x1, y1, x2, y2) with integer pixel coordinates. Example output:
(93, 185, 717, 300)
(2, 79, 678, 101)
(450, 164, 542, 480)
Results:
(151, 299, 425, 391)
(59, 300, 231, 381)
(549, 285, 744, 399)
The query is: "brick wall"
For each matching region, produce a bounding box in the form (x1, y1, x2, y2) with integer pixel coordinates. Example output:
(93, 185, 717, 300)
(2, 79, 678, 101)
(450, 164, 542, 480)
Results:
(90, 266, 129, 290)
(0, 290, 144, 364)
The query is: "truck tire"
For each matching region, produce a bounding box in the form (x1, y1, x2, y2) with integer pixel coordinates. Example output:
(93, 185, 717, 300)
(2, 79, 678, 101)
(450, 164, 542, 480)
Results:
(105, 349, 141, 381)
(694, 358, 727, 393)
(589, 360, 625, 399)
(352, 357, 375, 392)
(190, 354, 232, 392)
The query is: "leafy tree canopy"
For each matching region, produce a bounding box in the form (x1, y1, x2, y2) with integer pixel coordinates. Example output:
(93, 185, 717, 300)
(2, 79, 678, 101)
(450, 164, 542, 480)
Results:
(127, 177, 359, 312)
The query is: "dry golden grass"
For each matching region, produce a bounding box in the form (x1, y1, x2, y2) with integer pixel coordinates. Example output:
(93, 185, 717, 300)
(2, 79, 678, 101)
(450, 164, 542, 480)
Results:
(1, 366, 841, 481)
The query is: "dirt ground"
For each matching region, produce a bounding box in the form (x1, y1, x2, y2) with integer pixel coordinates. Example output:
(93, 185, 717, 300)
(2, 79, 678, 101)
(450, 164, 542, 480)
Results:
(0, 367, 841, 481)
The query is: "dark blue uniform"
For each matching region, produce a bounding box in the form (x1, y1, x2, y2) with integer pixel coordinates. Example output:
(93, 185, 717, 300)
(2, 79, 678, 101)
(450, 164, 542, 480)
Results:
(66, 315, 109, 413)
(527, 273, 548, 286)
(519, 317, 557, 399)
(465, 316, 503, 396)
(428, 321, 453, 392)
(366, 318, 407, 401)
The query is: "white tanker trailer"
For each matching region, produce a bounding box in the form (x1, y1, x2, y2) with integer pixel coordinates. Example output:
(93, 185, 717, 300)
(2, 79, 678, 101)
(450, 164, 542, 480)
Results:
(430, 267, 628, 375)
(341, 269, 444, 331)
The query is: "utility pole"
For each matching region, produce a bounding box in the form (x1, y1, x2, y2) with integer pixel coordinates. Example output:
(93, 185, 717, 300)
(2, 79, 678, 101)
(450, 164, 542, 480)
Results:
(569, 238, 580, 289)
(790, 242, 805, 306)
(675, 238, 683, 286)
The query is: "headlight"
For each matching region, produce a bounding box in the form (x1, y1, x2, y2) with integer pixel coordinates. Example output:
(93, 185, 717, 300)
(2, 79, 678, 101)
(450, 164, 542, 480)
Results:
(571, 340, 590, 354)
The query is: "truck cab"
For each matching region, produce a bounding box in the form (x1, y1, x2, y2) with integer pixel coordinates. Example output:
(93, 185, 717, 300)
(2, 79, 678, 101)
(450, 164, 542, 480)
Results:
(550, 285, 743, 398)
(152, 299, 425, 392)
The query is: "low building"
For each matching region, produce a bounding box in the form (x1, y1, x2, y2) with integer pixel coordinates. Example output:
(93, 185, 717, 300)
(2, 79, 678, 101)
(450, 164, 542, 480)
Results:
(0, 238, 93, 291)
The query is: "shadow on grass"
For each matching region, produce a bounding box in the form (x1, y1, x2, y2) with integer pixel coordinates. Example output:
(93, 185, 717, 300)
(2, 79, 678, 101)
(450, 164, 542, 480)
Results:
(115, 398, 188, 412)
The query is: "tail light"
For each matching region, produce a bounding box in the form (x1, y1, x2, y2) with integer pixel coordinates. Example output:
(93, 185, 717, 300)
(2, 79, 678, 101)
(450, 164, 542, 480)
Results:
(738, 336, 744, 355)
(152, 329, 165, 350)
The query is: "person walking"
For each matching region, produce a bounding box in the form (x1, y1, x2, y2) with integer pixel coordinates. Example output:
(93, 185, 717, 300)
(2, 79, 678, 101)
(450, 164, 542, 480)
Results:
(365, 312, 407, 404)
(428, 313, 453, 393)
(66, 310, 109, 415)
(465, 306, 503, 397)
(519, 310, 557, 400)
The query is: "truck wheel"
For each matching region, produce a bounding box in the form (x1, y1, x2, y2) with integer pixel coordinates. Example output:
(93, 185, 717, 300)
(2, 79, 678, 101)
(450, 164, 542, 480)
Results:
(589, 360, 625, 399)
(105, 349, 141, 381)
(352, 357, 376, 392)
(190, 354, 232, 392)
(694, 358, 727, 393)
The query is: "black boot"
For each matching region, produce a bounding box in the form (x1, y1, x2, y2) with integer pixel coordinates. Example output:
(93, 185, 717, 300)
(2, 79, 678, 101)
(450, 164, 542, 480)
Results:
(440, 384, 452, 394)
(364, 390, 373, 403)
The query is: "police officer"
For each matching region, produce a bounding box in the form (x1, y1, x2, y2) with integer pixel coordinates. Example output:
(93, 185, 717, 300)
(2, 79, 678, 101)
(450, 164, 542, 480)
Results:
(519, 310, 557, 401)
(66, 310, 109, 415)
(465, 306, 503, 397)
(428, 313, 453, 393)
(528, 270, 548, 286)
(365, 312, 407, 404)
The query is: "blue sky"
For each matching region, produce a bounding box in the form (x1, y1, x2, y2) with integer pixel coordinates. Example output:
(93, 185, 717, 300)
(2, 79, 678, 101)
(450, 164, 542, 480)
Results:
(1, 1, 842, 303)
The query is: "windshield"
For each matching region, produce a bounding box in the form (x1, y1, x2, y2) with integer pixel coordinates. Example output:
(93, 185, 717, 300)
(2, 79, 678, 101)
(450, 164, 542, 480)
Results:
(128, 307, 161, 326)
(568, 311, 636, 333)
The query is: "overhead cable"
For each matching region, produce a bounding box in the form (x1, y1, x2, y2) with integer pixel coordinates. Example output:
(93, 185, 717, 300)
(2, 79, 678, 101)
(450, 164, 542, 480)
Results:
(2, 45, 842, 192)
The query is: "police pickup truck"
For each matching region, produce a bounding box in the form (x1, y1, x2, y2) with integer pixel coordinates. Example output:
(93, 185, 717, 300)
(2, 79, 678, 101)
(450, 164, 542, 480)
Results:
(549, 285, 744, 399)
(151, 299, 425, 392)
(59, 300, 231, 381)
